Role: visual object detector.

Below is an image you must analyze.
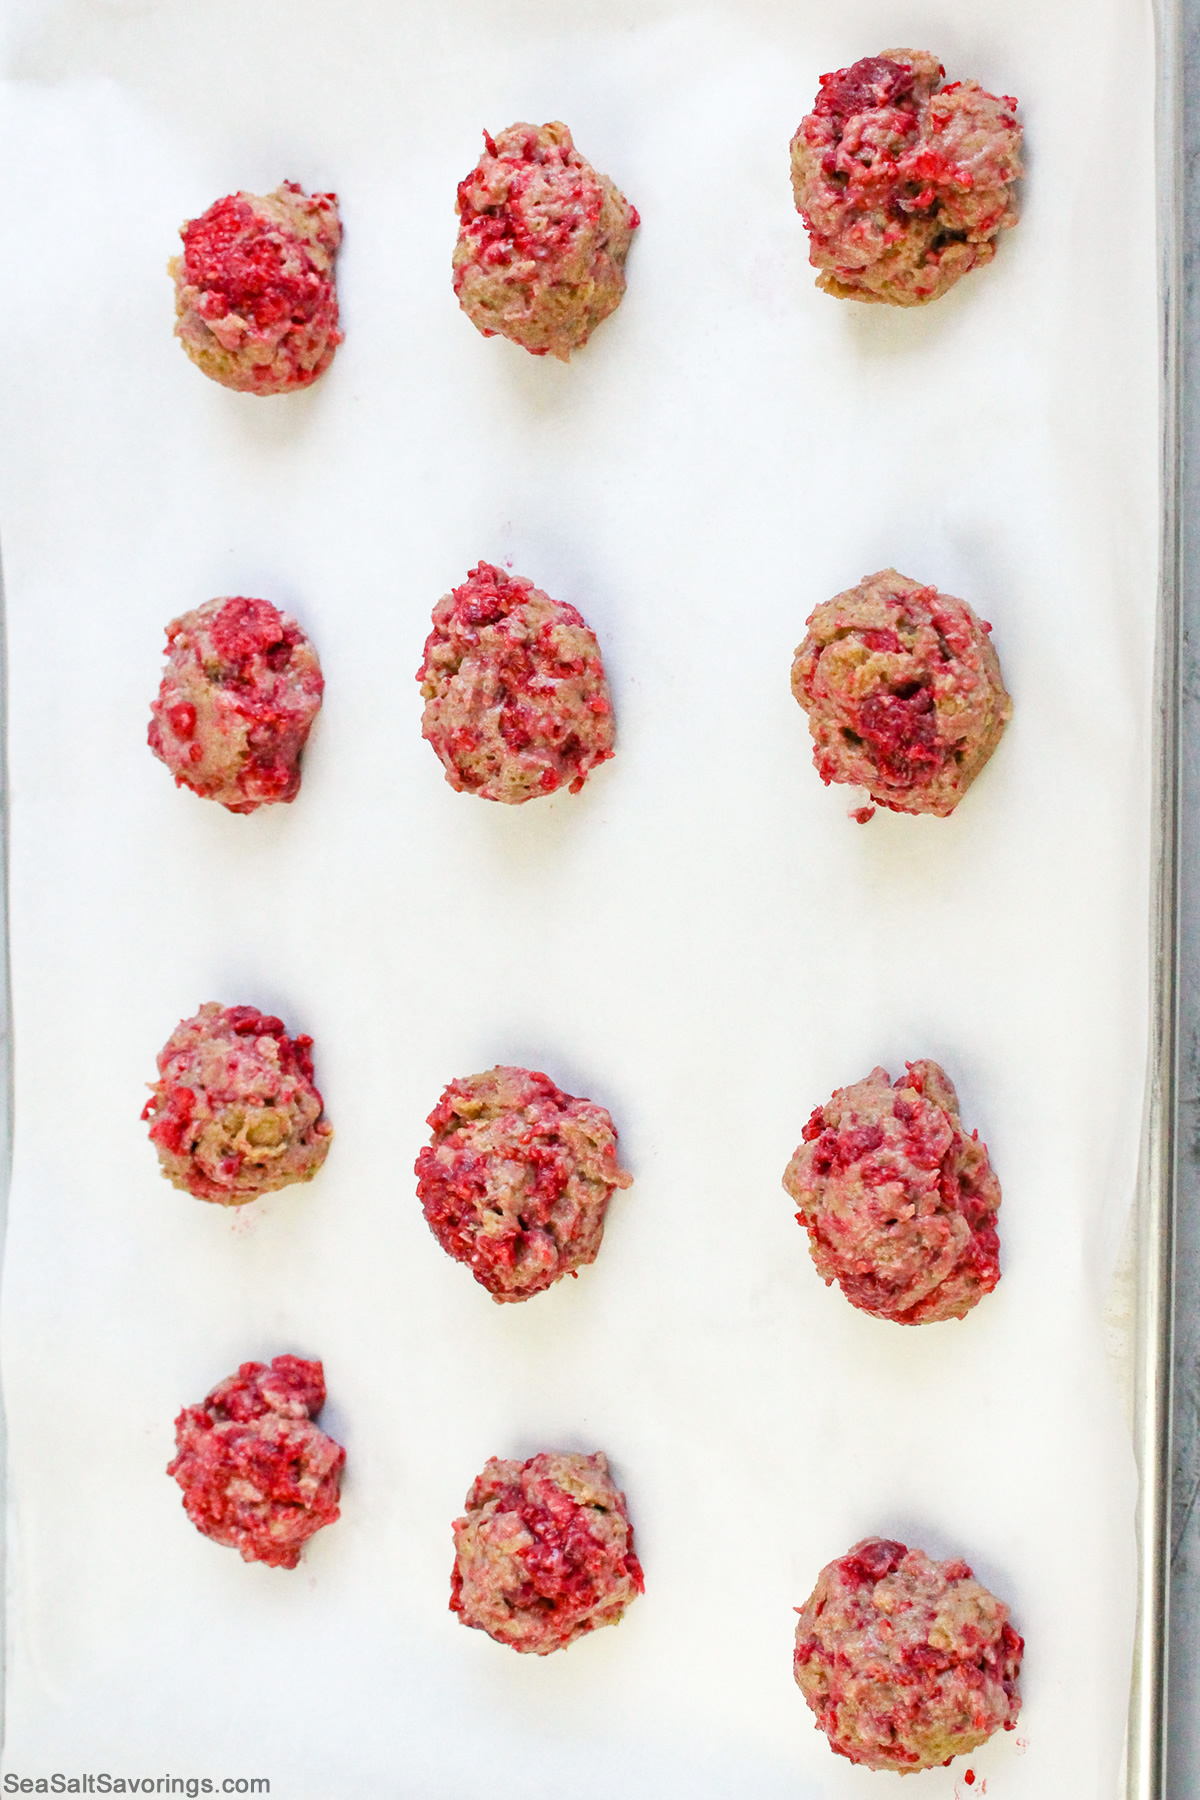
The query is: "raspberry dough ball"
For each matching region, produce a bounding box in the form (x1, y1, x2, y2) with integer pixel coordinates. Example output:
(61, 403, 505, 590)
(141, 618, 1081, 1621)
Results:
(791, 51, 1022, 306)
(783, 1061, 1001, 1324)
(167, 1355, 345, 1569)
(791, 569, 1010, 819)
(417, 562, 616, 803)
(148, 595, 324, 814)
(794, 1537, 1023, 1772)
(143, 1003, 333, 1205)
(169, 181, 342, 393)
(415, 1065, 633, 1302)
(451, 1451, 644, 1653)
(453, 122, 639, 360)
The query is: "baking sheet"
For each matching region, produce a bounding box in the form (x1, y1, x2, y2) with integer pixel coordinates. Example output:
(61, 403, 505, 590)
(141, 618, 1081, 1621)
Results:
(0, 0, 1160, 1794)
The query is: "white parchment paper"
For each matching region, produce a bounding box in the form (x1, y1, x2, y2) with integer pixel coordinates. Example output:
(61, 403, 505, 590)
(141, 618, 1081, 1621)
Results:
(0, 1, 1158, 1795)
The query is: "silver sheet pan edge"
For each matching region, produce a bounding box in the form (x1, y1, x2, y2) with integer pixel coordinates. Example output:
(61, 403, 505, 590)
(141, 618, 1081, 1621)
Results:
(1134, 0, 1183, 1795)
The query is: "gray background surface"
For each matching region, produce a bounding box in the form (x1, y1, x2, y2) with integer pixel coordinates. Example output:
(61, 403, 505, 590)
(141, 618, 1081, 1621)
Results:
(1170, 3, 1200, 1792)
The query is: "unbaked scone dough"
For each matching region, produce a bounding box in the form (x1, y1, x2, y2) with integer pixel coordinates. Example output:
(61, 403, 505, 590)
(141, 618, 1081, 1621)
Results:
(144, 1003, 333, 1204)
(794, 1537, 1023, 1771)
(791, 569, 1011, 818)
(415, 1065, 632, 1301)
(167, 1355, 345, 1569)
(453, 123, 639, 360)
(417, 562, 616, 803)
(148, 595, 324, 813)
(790, 52, 1022, 306)
(783, 1060, 1001, 1324)
(169, 182, 342, 393)
(451, 1451, 644, 1653)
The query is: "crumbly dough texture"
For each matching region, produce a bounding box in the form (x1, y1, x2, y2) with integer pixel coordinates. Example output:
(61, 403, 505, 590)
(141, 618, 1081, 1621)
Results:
(144, 1003, 333, 1205)
(783, 1060, 1001, 1324)
(170, 181, 342, 393)
(794, 1537, 1023, 1772)
(790, 50, 1022, 306)
(148, 595, 324, 814)
(417, 562, 616, 804)
(415, 1065, 633, 1302)
(451, 1451, 644, 1653)
(167, 1355, 345, 1569)
(453, 122, 639, 360)
(791, 568, 1011, 817)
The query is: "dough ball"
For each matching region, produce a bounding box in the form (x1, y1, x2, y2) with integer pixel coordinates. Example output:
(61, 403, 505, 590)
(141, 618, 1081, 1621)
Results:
(417, 562, 616, 804)
(794, 1537, 1023, 1771)
(451, 1451, 644, 1653)
(790, 51, 1022, 306)
(167, 1355, 345, 1569)
(453, 122, 639, 360)
(791, 569, 1011, 818)
(783, 1061, 1001, 1324)
(148, 595, 324, 814)
(415, 1065, 632, 1302)
(169, 181, 342, 393)
(144, 1003, 333, 1205)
